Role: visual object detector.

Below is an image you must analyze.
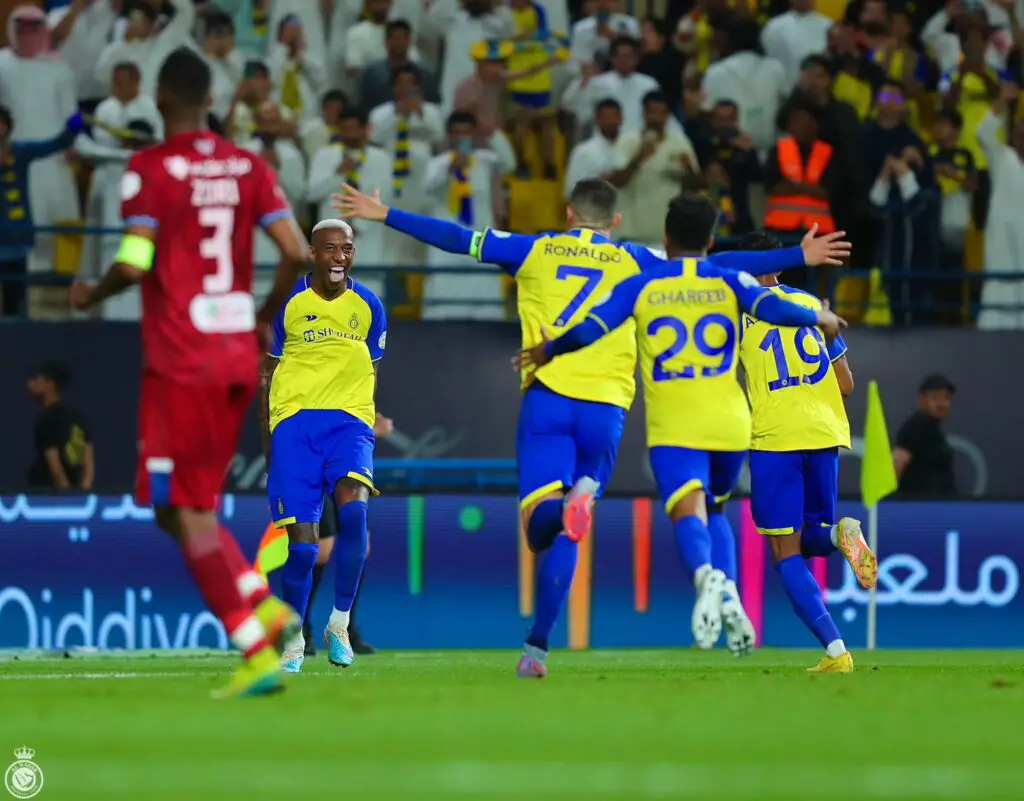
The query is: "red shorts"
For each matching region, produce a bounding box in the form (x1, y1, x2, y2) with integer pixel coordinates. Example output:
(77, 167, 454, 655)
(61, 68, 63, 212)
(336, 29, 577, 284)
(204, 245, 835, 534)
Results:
(135, 375, 257, 511)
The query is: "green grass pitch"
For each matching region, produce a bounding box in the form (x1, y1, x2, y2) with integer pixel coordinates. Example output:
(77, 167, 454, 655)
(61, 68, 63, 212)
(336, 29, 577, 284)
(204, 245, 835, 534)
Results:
(0, 649, 1022, 800)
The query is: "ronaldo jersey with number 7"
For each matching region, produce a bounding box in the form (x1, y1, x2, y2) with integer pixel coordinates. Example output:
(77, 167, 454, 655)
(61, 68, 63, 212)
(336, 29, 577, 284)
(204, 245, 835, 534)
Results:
(119, 130, 292, 386)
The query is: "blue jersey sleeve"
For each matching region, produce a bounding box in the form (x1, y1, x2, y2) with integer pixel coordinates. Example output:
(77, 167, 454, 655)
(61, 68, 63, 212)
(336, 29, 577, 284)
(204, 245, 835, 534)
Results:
(827, 335, 847, 362)
(11, 129, 75, 163)
(717, 269, 819, 327)
(544, 272, 648, 358)
(269, 303, 287, 358)
(366, 292, 387, 363)
(473, 229, 538, 274)
(706, 246, 804, 276)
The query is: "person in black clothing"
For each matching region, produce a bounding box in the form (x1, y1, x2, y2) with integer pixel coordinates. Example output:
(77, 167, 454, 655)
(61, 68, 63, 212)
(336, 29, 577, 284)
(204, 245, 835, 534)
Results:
(893, 375, 956, 498)
(26, 362, 94, 490)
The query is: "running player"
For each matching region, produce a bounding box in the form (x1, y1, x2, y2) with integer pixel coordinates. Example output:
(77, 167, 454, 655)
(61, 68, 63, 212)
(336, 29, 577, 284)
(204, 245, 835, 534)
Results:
(261, 219, 386, 673)
(70, 47, 309, 698)
(516, 193, 848, 652)
(737, 230, 876, 673)
(335, 181, 850, 676)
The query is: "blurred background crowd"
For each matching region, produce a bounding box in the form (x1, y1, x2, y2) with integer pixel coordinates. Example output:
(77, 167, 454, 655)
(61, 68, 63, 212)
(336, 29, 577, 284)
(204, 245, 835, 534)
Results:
(2, 0, 1024, 327)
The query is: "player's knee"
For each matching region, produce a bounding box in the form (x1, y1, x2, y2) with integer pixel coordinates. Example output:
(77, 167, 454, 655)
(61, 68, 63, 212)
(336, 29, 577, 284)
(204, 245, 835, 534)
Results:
(769, 533, 802, 563)
(287, 522, 318, 545)
(669, 490, 706, 524)
(334, 478, 370, 506)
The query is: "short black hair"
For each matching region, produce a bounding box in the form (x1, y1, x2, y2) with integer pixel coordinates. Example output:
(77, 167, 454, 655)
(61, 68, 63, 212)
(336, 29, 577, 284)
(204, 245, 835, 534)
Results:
(447, 110, 477, 129)
(664, 192, 719, 252)
(786, 96, 819, 127)
(595, 98, 622, 115)
(204, 10, 234, 36)
(728, 14, 762, 53)
(712, 99, 739, 116)
(642, 90, 671, 111)
(935, 108, 964, 129)
(879, 77, 905, 94)
(35, 361, 71, 391)
(113, 61, 141, 81)
(340, 107, 368, 126)
(0, 105, 11, 131)
(392, 65, 420, 86)
(568, 179, 617, 228)
(386, 19, 412, 36)
(736, 230, 783, 251)
(157, 47, 212, 109)
(610, 36, 640, 56)
(800, 54, 832, 74)
(321, 89, 348, 108)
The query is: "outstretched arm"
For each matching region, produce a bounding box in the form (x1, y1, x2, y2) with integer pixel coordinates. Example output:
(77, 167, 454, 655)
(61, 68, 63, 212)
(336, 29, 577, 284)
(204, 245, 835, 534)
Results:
(708, 224, 851, 276)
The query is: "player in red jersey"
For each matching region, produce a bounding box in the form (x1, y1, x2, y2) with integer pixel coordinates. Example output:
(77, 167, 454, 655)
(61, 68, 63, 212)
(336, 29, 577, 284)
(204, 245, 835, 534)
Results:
(71, 48, 308, 698)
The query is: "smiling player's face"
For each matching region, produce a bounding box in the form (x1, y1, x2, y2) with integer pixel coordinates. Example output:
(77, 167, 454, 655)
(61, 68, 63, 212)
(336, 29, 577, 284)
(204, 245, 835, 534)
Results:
(311, 227, 355, 288)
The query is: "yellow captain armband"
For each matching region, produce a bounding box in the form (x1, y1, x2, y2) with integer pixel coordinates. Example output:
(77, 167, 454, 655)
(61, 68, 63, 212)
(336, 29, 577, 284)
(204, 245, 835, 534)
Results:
(116, 234, 156, 271)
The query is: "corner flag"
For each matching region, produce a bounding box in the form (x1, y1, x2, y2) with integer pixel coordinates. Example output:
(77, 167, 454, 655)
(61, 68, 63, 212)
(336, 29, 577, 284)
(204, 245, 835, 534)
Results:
(860, 380, 898, 508)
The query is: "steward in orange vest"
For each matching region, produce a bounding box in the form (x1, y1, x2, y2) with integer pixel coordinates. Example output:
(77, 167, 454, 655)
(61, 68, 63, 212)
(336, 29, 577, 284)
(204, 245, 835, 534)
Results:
(764, 103, 837, 234)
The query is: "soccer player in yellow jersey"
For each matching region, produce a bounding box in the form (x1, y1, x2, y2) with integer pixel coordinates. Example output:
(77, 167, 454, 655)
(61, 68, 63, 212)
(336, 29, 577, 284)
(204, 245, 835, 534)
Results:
(737, 230, 877, 673)
(260, 219, 387, 674)
(519, 194, 848, 651)
(334, 181, 851, 675)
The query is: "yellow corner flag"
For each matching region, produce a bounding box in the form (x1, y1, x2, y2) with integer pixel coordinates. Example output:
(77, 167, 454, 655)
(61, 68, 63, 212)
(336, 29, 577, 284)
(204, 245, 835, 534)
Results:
(860, 380, 898, 508)
(254, 523, 289, 578)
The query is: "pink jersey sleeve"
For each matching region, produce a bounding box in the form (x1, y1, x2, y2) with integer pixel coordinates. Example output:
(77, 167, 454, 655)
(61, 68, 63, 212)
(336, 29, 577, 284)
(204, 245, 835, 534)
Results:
(255, 159, 293, 229)
(119, 152, 163, 229)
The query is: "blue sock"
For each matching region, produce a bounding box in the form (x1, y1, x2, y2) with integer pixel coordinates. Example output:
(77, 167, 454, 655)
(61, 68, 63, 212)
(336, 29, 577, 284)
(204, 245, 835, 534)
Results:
(526, 499, 563, 553)
(801, 525, 838, 558)
(332, 500, 368, 612)
(707, 511, 737, 584)
(526, 535, 577, 651)
(775, 555, 841, 648)
(673, 515, 712, 580)
(280, 542, 318, 622)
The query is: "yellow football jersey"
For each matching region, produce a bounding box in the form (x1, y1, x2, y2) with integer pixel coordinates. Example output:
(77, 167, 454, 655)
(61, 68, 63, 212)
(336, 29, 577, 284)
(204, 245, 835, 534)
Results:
(268, 274, 386, 431)
(475, 227, 644, 409)
(740, 285, 851, 451)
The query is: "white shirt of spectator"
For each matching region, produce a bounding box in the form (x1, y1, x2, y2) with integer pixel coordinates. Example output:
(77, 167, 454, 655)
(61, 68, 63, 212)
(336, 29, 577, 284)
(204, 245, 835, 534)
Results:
(421, 143, 515, 320)
(345, 19, 422, 76)
(571, 13, 641, 67)
(614, 128, 699, 246)
(231, 102, 294, 148)
(270, 0, 329, 67)
(240, 136, 307, 277)
(760, 10, 833, 90)
(328, 0, 425, 83)
(562, 70, 685, 137)
(94, 0, 197, 97)
(424, 0, 515, 115)
(48, 0, 119, 101)
(205, 49, 246, 123)
(267, 43, 328, 122)
(976, 110, 1024, 330)
(920, 4, 1012, 74)
(701, 50, 787, 154)
(76, 92, 163, 289)
(564, 133, 626, 199)
(307, 143, 394, 295)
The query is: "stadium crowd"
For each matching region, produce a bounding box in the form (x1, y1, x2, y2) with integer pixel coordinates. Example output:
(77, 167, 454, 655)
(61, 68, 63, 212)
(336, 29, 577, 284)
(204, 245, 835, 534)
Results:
(2, 0, 1024, 327)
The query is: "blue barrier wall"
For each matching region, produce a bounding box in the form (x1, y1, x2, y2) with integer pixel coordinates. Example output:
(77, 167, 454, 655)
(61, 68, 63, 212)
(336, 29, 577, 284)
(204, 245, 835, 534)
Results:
(1, 495, 1021, 650)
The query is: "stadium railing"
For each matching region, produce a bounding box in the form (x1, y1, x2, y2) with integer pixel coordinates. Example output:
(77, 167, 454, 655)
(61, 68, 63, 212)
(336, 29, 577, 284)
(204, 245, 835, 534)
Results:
(3, 224, 1023, 325)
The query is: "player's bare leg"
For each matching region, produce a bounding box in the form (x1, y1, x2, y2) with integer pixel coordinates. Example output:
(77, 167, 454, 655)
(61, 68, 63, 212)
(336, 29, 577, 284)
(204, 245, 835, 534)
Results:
(324, 478, 370, 668)
(278, 521, 319, 673)
(769, 533, 853, 673)
(156, 506, 287, 698)
(669, 490, 726, 650)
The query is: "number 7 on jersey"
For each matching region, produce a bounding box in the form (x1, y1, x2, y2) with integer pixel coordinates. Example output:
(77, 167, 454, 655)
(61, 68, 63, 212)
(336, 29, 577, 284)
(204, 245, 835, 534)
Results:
(553, 265, 603, 327)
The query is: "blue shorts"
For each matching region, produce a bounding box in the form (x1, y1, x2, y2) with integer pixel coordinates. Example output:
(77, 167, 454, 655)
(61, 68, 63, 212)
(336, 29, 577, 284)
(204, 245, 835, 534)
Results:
(648, 446, 746, 516)
(510, 91, 552, 111)
(749, 447, 839, 536)
(516, 382, 625, 509)
(267, 410, 376, 528)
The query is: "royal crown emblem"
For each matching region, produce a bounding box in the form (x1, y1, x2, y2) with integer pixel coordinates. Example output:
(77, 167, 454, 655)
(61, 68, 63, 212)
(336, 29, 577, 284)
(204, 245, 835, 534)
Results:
(12, 749, 33, 762)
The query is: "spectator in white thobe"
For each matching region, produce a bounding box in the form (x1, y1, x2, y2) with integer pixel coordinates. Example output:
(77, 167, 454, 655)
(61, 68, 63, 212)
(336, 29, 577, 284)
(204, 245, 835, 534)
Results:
(564, 98, 625, 198)
(268, 14, 327, 123)
(421, 111, 514, 320)
(0, 5, 79, 275)
(308, 109, 394, 298)
(570, 0, 641, 69)
(202, 10, 247, 124)
(48, 0, 120, 108)
(760, 0, 832, 90)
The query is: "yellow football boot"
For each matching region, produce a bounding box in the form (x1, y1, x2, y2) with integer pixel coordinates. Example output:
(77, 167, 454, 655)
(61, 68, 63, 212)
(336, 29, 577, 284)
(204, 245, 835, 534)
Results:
(254, 595, 302, 655)
(212, 647, 285, 699)
(807, 651, 854, 674)
(835, 517, 878, 589)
